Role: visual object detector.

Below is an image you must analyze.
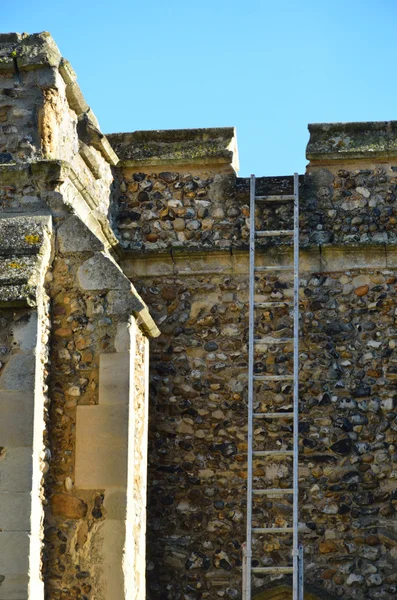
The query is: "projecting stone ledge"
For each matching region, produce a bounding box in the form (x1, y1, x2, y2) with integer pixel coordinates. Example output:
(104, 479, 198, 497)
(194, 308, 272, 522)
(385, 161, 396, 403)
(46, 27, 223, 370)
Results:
(0, 215, 52, 307)
(307, 120, 397, 161)
(0, 31, 61, 72)
(106, 127, 239, 172)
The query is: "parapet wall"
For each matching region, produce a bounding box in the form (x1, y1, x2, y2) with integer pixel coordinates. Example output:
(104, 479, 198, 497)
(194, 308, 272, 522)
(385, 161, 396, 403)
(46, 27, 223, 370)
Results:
(109, 122, 397, 600)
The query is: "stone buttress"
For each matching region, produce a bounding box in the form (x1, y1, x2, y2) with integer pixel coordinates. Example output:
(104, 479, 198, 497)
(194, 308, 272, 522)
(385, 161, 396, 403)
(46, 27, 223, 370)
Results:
(0, 32, 159, 600)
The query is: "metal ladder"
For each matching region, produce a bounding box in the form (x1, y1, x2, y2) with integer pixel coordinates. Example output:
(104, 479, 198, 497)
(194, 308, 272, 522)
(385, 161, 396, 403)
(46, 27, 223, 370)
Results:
(243, 174, 303, 600)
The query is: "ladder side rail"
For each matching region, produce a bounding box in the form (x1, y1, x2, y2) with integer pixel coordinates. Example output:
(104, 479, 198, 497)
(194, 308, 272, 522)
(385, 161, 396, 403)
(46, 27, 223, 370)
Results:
(292, 172, 300, 600)
(242, 542, 247, 600)
(299, 545, 304, 600)
(244, 174, 256, 600)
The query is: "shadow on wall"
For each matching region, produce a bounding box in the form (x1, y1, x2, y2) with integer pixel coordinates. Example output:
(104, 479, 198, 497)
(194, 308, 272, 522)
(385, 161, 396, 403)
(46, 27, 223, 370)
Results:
(252, 581, 338, 600)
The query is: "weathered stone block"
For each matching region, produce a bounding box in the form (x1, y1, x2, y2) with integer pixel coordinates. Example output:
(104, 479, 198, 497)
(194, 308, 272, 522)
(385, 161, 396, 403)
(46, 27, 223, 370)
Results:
(75, 405, 128, 488)
(57, 215, 104, 253)
(0, 354, 35, 391)
(0, 573, 29, 600)
(99, 353, 130, 405)
(103, 490, 127, 520)
(107, 127, 238, 172)
(321, 245, 387, 271)
(307, 120, 397, 161)
(0, 448, 33, 492)
(101, 520, 125, 599)
(0, 216, 50, 256)
(0, 532, 29, 574)
(0, 492, 30, 530)
(0, 391, 34, 447)
(106, 289, 144, 315)
(114, 322, 131, 353)
(77, 252, 131, 291)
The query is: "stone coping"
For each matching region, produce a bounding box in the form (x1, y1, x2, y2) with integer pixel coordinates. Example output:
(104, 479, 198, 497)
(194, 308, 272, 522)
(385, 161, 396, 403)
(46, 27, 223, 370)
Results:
(0, 31, 60, 71)
(0, 215, 49, 256)
(106, 127, 239, 171)
(0, 32, 118, 167)
(0, 214, 51, 307)
(307, 120, 397, 161)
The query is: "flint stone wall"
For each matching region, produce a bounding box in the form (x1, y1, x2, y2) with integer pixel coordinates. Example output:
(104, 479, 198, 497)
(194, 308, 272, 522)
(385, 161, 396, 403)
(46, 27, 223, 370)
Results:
(111, 122, 397, 600)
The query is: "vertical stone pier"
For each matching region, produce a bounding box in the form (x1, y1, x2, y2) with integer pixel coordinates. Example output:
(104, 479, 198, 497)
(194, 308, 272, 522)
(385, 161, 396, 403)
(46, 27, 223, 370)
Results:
(0, 215, 51, 599)
(0, 32, 159, 600)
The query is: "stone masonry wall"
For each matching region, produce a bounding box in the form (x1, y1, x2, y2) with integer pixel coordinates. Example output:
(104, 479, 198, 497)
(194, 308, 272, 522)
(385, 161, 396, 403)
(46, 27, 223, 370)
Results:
(113, 139, 397, 600)
(0, 31, 158, 600)
(41, 180, 157, 600)
(130, 262, 396, 600)
(0, 301, 51, 599)
(3, 29, 397, 600)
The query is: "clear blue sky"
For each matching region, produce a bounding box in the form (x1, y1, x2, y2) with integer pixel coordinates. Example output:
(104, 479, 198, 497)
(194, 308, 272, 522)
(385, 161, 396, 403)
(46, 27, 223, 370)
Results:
(3, 0, 397, 176)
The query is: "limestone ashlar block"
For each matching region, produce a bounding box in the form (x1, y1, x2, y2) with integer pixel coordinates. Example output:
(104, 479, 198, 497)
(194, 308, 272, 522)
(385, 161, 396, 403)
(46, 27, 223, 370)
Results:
(99, 353, 130, 405)
(77, 252, 132, 291)
(0, 391, 34, 447)
(0, 531, 29, 574)
(75, 405, 128, 488)
(0, 256, 38, 287)
(0, 492, 31, 530)
(114, 322, 131, 353)
(0, 573, 29, 600)
(106, 127, 239, 172)
(102, 490, 127, 520)
(105, 289, 144, 316)
(77, 255, 159, 337)
(100, 520, 125, 598)
(321, 245, 387, 271)
(0, 31, 61, 72)
(0, 215, 50, 256)
(386, 246, 397, 268)
(57, 215, 104, 254)
(0, 448, 33, 493)
(307, 120, 397, 161)
(0, 354, 35, 391)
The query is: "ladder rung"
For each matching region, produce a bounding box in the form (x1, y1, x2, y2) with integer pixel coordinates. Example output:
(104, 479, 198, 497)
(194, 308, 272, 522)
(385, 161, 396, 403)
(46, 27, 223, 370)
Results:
(254, 375, 293, 381)
(253, 450, 293, 457)
(254, 302, 292, 308)
(254, 266, 294, 271)
(252, 527, 293, 533)
(254, 337, 293, 345)
(256, 230, 294, 237)
(252, 566, 294, 574)
(253, 488, 294, 495)
(254, 412, 294, 418)
(255, 195, 295, 203)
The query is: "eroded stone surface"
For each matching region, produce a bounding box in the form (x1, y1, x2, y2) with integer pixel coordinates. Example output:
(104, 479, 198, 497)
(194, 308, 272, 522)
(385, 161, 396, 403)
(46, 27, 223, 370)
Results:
(57, 215, 104, 253)
(77, 252, 133, 291)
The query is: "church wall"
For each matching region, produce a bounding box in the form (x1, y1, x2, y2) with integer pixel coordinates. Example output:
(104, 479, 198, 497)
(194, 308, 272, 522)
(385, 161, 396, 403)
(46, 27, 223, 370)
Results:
(113, 130, 397, 600)
(0, 32, 158, 600)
